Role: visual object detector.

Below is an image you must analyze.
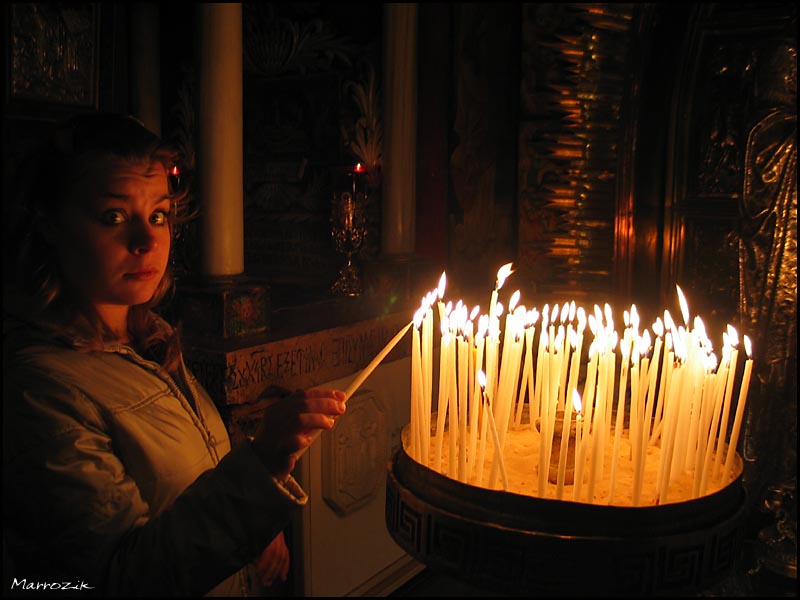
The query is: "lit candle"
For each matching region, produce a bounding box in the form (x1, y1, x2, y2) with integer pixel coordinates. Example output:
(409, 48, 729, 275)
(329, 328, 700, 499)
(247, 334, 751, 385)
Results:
(573, 389, 586, 502)
(574, 343, 597, 502)
(608, 335, 631, 504)
(533, 306, 550, 427)
(422, 298, 434, 464)
(698, 344, 729, 496)
(469, 318, 487, 481)
(448, 319, 459, 478)
(722, 335, 753, 484)
(478, 370, 508, 490)
(457, 329, 469, 481)
(344, 321, 412, 399)
(410, 309, 424, 460)
(555, 379, 577, 499)
(712, 325, 739, 484)
(489, 262, 514, 321)
(433, 323, 452, 472)
(514, 311, 536, 427)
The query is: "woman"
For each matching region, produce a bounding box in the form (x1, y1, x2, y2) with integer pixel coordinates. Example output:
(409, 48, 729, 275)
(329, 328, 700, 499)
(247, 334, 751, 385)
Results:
(3, 114, 346, 596)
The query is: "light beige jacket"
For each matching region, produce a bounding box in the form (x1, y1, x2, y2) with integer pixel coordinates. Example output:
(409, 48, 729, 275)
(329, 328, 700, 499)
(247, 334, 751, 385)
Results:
(3, 308, 307, 597)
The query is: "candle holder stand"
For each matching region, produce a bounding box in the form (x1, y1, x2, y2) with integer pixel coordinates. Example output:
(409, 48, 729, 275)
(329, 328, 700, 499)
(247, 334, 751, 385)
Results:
(536, 410, 577, 485)
(331, 169, 368, 296)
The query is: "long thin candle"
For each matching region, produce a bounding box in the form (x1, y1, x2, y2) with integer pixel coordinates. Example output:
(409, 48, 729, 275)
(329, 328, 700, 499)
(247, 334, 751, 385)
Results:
(478, 371, 508, 490)
(433, 329, 452, 472)
(608, 338, 630, 503)
(722, 336, 753, 484)
(344, 322, 412, 399)
(411, 319, 422, 460)
(712, 343, 738, 484)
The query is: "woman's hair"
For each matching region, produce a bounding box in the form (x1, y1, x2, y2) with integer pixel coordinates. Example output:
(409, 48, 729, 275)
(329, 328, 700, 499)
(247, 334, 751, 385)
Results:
(11, 113, 194, 371)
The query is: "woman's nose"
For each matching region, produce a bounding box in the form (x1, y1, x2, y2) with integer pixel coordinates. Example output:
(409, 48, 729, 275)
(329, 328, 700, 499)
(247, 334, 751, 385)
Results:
(129, 218, 158, 254)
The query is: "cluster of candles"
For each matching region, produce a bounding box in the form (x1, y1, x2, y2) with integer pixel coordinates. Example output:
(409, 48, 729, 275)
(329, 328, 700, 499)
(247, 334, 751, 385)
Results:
(364, 263, 754, 506)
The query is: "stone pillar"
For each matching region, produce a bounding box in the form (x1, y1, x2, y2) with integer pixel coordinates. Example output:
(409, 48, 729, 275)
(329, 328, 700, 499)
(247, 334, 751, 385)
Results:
(130, 3, 161, 136)
(196, 2, 244, 277)
(381, 3, 418, 258)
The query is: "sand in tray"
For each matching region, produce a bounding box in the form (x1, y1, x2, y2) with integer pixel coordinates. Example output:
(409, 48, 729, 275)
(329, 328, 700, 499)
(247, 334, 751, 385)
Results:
(412, 421, 741, 507)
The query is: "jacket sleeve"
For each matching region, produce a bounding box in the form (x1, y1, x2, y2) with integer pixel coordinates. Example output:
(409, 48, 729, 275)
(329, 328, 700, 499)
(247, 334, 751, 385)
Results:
(3, 371, 305, 597)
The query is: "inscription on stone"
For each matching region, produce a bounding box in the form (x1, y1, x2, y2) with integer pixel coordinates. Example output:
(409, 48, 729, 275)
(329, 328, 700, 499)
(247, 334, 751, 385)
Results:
(186, 312, 410, 406)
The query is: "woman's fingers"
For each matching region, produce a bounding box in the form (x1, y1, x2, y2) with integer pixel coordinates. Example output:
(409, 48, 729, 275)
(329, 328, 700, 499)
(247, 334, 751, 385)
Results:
(252, 388, 346, 478)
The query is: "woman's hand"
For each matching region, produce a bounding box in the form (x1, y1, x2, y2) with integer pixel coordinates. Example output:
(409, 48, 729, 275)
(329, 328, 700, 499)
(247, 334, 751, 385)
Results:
(257, 531, 290, 587)
(251, 388, 346, 479)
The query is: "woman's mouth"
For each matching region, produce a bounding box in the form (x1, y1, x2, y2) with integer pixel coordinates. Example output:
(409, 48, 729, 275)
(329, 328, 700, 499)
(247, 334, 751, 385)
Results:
(125, 269, 159, 281)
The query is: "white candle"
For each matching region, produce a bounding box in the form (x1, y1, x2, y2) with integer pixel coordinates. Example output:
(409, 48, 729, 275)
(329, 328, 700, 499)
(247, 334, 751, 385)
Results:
(433, 326, 452, 472)
(572, 390, 583, 500)
(344, 321, 412, 399)
(457, 333, 469, 481)
(478, 370, 508, 491)
(699, 349, 729, 496)
(608, 336, 630, 504)
(514, 318, 535, 427)
(555, 381, 576, 499)
(448, 323, 459, 478)
(722, 335, 753, 484)
(422, 303, 434, 464)
(574, 344, 597, 502)
(469, 324, 486, 481)
(410, 312, 423, 460)
(713, 327, 739, 484)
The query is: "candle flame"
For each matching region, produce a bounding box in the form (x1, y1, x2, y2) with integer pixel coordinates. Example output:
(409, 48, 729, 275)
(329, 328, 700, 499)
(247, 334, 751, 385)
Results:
(620, 337, 631, 360)
(676, 284, 690, 325)
(551, 303, 560, 323)
(569, 300, 577, 321)
(744, 334, 752, 357)
(437, 272, 447, 299)
(694, 316, 706, 341)
(577, 307, 586, 330)
(470, 305, 480, 320)
(726, 324, 739, 347)
(630, 304, 640, 331)
(477, 369, 487, 389)
(561, 302, 570, 324)
(170, 165, 180, 176)
(663, 309, 675, 331)
(593, 304, 603, 326)
(509, 290, 521, 311)
(572, 389, 582, 414)
(653, 317, 664, 337)
(496, 263, 514, 289)
(353, 162, 365, 172)
(413, 308, 424, 329)
(588, 314, 598, 335)
(495, 302, 504, 318)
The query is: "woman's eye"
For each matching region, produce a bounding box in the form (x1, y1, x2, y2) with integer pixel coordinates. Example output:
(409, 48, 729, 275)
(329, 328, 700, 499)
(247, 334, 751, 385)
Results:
(101, 209, 126, 225)
(150, 210, 170, 225)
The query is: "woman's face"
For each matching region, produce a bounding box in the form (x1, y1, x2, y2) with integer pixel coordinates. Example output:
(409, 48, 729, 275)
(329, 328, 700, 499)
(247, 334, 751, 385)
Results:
(48, 157, 172, 316)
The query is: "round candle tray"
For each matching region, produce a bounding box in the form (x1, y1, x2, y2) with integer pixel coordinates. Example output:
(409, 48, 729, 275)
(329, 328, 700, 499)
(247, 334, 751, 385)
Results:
(385, 428, 748, 597)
